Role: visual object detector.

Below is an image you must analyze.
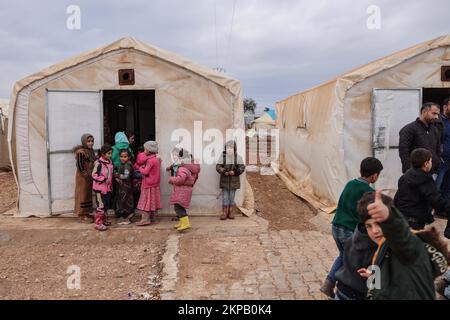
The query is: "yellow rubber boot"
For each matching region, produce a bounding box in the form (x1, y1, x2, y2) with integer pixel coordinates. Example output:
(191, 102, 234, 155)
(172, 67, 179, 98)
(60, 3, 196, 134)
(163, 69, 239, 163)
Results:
(177, 216, 191, 232)
(174, 218, 182, 229)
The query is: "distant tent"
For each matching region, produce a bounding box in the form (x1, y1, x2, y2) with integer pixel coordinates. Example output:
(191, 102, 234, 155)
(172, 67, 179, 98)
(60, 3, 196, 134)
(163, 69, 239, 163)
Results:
(0, 98, 10, 169)
(252, 110, 276, 130)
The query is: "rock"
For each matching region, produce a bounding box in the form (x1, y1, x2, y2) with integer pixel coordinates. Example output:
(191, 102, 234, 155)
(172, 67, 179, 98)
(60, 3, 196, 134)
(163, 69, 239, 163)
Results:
(59, 254, 64, 258)
(139, 264, 146, 269)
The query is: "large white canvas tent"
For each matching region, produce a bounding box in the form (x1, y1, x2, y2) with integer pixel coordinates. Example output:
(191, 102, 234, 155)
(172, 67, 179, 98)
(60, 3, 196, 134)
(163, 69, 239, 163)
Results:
(0, 98, 9, 169)
(275, 35, 450, 212)
(8, 37, 245, 217)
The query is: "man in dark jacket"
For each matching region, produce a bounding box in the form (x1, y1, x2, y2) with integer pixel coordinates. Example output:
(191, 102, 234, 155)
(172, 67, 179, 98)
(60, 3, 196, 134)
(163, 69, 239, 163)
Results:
(399, 102, 441, 174)
(394, 148, 450, 238)
(361, 191, 449, 300)
(334, 223, 378, 300)
(436, 98, 450, 217)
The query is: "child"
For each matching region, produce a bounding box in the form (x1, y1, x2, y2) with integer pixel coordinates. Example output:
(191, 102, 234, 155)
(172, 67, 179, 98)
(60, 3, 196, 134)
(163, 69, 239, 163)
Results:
(166, 148, 182, 222)
(394, 148, 450, 238)
(73, 133, 95, 223)
(112, 132, 134, 169)
(169, 148, 200, 232)
(92, 144, 114, 231)
(358, 190, 449, 300)
(215, 141, 246, 220)
(132, 146, 146, 208)
(320, 157, 383, 298)
(136, 141, 162, 226)
(114, 149, 134, 225)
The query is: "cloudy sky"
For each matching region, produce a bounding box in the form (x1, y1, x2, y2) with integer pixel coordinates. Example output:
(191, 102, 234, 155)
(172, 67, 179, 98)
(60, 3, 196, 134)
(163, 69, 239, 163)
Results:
(0, 0, 449, 111)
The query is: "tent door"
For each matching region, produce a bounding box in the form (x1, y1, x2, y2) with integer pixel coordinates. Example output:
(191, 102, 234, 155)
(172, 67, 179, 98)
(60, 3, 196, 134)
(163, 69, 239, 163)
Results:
(372, 88, 422, 195)
(46, 89, 103, 215)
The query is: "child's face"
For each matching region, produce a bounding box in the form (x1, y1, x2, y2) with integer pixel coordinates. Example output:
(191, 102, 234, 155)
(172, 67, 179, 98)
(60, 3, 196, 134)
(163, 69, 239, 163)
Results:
(364, 218, 385, 245)
(368, 173, 380, 184)
(120, 152, 129, 164)
(226, 146, 234, 156)
(172, 152, 180, 163)
(86, 137, 94, 149)
(423, 158, 433, 172)
(104, 150, 112, 160)
(144, 148, 150, 155)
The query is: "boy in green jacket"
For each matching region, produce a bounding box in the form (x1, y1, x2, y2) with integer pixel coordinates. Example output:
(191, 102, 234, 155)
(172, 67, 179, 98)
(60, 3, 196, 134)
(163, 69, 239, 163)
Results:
(321, 157, 383, 298)
(358, 190, 449, 300)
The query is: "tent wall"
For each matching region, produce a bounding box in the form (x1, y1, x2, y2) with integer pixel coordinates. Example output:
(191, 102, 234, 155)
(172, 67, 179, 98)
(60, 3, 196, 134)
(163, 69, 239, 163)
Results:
(0, 118, 9, 169)
(277, 44, 450, 208)
(13, 49, 244, 216)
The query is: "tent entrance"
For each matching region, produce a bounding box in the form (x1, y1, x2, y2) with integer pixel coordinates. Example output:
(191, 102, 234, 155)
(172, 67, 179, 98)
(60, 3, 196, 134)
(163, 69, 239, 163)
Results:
(103, 90, 156, 149)
(422, 88, 450, 108)
(372, 88, 422, 195)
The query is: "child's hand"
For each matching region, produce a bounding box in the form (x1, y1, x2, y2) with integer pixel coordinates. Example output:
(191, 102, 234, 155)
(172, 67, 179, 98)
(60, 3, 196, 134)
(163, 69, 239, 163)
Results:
(357, 268, 372, 279)
(224, 172, 229, 176)
(229, 171, 235, 176)
(367, 190, 389, 223)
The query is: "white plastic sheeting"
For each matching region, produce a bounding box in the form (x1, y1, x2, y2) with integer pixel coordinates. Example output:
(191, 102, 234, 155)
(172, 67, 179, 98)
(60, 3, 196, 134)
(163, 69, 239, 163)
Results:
(0, 98, 9, 168)
(8, 37, 245, 216)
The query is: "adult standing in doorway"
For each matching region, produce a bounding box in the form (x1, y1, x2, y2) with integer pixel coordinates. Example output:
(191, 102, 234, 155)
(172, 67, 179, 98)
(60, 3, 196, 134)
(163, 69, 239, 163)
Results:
(399, 102, 442, 175)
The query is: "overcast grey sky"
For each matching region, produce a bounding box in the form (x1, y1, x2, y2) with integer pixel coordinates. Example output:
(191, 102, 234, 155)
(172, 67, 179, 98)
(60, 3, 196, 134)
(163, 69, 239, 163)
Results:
(0, 0, 449, 110)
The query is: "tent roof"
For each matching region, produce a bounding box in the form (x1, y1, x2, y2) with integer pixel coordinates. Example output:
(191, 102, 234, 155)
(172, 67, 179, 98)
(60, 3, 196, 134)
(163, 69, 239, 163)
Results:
(10, 37, 241, 113)
(254, 112, 276, 124)
(278, 34, 450, 103)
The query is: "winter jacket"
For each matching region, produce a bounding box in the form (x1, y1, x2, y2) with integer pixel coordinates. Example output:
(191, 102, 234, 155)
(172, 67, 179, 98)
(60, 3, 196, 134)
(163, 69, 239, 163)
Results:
(140, 154, 161, 188)
(439, 114, 450, 161)
(111, 132, 134, 169)
(370, 207, 448, 300)
(335, 224, 378, 300)
(92, 157, 113, 194)
(399, 118, 442, 174)
(216, 152, 246, 190)
(169, 164, 200, 209)
(394, 168, 450, 229)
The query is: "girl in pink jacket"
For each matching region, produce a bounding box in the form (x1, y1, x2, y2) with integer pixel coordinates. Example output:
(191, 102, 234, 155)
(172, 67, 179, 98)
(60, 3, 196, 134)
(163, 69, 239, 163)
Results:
(92, 144, 114, 231)
(136, 141, 162, 226)
(169, 148, 200, 232)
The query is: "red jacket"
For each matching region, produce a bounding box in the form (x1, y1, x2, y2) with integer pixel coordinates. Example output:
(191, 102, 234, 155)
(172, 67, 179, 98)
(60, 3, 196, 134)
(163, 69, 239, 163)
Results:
(169, 164, 200, 209)
(140, 154, 161, 188)
(92, 157, 113, 194)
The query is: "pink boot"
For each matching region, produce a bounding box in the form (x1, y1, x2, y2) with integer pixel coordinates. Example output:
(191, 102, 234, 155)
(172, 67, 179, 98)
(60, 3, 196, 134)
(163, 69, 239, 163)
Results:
(94, 212, 108, 231)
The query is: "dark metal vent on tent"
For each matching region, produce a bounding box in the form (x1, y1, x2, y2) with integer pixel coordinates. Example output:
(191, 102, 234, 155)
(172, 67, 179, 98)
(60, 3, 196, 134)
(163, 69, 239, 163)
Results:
(119, 69, 135, 85)
(441, 66, 450, 82)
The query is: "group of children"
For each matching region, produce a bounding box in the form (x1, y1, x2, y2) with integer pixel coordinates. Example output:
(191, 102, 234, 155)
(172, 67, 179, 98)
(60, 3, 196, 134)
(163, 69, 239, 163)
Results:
(320, 149, 450, 300)
(73, 132, 245, 232)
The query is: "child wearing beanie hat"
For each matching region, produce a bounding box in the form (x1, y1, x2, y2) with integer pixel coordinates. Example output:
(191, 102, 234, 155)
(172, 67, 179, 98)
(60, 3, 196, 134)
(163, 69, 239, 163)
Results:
(136, 141, 162, 226)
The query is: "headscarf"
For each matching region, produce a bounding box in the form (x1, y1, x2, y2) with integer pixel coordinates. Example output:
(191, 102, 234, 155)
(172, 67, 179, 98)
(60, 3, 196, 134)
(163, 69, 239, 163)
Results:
(114, 132, 129, 144)
(74, 133, 95, 162)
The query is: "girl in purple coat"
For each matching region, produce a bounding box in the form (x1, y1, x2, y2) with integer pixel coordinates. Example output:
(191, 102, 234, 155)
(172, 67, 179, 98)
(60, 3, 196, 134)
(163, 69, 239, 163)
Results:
(169, 148, 200, 232)
(92, 144, 114, 231)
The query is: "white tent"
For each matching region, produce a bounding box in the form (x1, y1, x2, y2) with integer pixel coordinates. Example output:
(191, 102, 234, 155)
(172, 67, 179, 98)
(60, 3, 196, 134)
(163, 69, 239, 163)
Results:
(252, 112, 276, 130)
(8, 37, 246, 217)
(0, 98, 9, 169)
(276, 35, 450, 212)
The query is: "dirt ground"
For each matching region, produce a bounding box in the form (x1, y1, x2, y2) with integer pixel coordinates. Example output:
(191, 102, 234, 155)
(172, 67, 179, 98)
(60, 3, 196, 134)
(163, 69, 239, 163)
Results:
(0, 171, 16, 213)
(0, 223, 168, 300)
(247, 172, 317, 231)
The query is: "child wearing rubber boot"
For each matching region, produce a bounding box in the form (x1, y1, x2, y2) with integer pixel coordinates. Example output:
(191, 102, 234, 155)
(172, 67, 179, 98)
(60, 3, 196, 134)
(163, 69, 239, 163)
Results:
(92, 144, 114, 231)
(136, 141, 162, 226)
(216, 141, 245, 220)
(169, 149, 200, 232)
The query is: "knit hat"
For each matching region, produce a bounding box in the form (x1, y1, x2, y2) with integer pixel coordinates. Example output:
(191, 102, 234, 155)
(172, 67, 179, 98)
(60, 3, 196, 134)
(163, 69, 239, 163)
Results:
(144, 141, 158, 153)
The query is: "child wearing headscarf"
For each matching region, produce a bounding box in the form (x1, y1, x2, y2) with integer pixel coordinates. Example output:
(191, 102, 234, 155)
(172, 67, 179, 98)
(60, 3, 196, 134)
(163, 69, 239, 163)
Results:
(73, 133, 96, 223)
(112, 132, 134, 170)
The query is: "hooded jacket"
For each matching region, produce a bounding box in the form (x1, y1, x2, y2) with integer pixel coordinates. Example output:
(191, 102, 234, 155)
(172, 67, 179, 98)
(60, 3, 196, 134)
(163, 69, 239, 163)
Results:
(169, 163, 200, 209)
(139, 154, 161, 188)
(335, 224, 378, 300)
(216, 141, 246, 190)
(370, 207, 449, 300)
(92, 157, 113, 195)
(394, 168, 450, 229)
(112, 132, 134, 169)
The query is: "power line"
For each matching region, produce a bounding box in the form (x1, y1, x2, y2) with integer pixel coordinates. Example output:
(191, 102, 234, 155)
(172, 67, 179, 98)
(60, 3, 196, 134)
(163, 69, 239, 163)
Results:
(225, 0, 237, 72)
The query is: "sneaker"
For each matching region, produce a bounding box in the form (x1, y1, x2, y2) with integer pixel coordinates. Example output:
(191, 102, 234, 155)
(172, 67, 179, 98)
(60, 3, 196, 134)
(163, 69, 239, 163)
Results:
(118, 218, 131, 225)
(95, 224, 108, 231)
